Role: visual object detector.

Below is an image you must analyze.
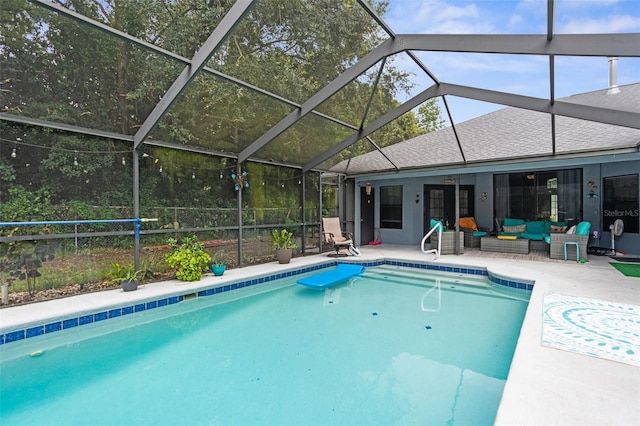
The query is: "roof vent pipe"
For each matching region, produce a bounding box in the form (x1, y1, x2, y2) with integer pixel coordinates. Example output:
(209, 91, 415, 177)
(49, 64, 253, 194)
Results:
(607, 57, 621, 95)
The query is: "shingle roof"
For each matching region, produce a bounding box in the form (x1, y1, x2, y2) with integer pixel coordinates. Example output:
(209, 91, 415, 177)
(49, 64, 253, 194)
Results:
(334, 83, 640, 175)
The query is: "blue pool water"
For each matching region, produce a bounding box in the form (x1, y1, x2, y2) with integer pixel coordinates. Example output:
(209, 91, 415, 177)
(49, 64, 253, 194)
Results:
(0, 265, 530, 425)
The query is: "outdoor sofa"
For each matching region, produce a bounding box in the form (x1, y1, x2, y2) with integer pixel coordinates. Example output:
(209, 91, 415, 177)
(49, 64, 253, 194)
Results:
(499, 218, 569, 250)
(497, 218, 591, 259)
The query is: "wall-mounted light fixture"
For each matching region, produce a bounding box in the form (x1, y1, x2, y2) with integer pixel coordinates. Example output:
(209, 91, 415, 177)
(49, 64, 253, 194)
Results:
(480, 192, 487, 202)
(587, 181, 598, 198)
(365, 181, 372, 196)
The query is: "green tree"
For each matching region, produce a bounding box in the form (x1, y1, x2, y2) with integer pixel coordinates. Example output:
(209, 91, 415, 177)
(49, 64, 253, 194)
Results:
(417, 98, 445, 132)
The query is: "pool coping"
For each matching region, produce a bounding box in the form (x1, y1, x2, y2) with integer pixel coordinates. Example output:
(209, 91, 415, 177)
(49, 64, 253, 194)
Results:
(0, 257, 533, 345)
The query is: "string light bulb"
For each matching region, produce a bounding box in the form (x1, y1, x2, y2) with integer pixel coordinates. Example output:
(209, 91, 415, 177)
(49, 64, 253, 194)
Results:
(159, 165, 163, 173)
(121, 156, 126, 165)
(192, 171, 196, 179)
(74, 152, 78, 166)
(11, 148, 16, 158)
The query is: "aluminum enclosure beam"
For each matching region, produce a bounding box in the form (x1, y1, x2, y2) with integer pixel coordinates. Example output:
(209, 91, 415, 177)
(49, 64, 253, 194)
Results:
(133, 0, 256, 148)
(240, 32, 639, 165)
(303, 83, 640, 172)
(237, 37, 398, 163)
(442, 96, 466, 163)
(356, 0, 439, 84)
(445, 84, 640, 129)
(395, 33, 640, 57)
(303, 85, 447, 172)
(30, 0, 365, 135)
(547, 0, 557, 154)
(0, 113, 134, 142)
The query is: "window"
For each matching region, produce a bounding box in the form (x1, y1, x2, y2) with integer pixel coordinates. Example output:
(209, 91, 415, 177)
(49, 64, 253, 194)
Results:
(429, 189, 445, 222)
(380, 185, 403, 229)
(603, 174, 639, 233)
(494, 169, 582, 224)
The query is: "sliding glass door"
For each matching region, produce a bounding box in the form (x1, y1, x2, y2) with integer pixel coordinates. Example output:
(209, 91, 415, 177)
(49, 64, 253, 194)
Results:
(494, 169, 582, 225)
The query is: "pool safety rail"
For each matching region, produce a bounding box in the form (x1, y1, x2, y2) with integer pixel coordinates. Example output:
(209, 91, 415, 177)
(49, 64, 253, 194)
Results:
(0, 260, 534, 347)
(421, 219, 443, 259)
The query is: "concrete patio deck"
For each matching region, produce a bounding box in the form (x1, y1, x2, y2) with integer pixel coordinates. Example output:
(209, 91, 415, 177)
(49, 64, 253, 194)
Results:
(1, 244, 638, 425)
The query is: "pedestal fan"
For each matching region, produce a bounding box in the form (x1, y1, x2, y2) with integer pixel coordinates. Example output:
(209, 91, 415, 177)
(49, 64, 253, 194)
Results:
(609, 219, 624, 254)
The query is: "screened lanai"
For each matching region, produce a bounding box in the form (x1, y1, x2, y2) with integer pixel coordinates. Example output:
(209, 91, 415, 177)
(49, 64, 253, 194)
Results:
(1, 0, 639, 300)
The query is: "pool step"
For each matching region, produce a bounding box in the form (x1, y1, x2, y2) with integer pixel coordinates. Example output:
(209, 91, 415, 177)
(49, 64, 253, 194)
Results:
(366, 265, 487, 283)
(362, 265, 489, 290)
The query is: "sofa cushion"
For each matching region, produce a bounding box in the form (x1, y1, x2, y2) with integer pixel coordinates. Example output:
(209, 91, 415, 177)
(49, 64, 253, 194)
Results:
(503, 218, 525, 227)
(526, 221, 546, 235)
(520, 232, 546, 241)
(503, 224, 526, 233)
(566, 225, 577, 234)
(473, 231, 487, 237)
(550, 225, 567, 232)
(575, 221, 591, 236)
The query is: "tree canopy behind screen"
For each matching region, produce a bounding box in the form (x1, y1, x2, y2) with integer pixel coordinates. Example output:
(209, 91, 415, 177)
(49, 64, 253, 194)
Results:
(0, 0, 442, 215)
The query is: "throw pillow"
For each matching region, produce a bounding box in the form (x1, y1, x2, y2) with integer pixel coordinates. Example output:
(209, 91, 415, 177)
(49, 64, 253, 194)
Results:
(575, 221, 591, 236)
(458, 217, 478, 231)
(503, 218, 526, 227)
(566, 225, 577, 234)
(503, 224, 526, 233)
(550, 225, 567, 232)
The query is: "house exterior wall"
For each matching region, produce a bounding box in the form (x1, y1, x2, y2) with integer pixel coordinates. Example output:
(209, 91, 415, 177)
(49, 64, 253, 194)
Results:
(353, 154, 640, 255)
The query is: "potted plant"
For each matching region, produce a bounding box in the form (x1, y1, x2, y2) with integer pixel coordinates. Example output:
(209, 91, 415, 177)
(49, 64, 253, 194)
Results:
(107, 262, 143, 292)
(271, 228, 297, 264)
(165, 235, 212, 281)
(209, 253, 227, 276)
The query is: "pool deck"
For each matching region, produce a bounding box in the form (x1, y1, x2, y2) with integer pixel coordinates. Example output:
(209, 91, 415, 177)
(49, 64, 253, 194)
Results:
(1, 244, 639, 425)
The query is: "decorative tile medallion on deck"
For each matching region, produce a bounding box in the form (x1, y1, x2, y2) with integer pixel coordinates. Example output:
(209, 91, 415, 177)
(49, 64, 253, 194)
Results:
(542, 293, 640, 367)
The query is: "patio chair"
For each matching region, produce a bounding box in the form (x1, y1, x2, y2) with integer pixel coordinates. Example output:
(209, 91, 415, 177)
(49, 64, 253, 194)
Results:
(457, 217, 488, 248)
(322, 217, 353, 257)
(549, 221, 591, 261)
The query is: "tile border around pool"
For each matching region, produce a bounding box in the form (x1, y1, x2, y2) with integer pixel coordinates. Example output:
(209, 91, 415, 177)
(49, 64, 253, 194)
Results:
(0, 259, 533, 346)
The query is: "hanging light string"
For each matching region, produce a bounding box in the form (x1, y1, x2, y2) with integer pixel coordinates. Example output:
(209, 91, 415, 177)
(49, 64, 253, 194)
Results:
(1, 138, 238, 178)
(2, 138, 309, 188)
(261, 173, 305, 186)
(140, 152, 237, 178)
(0, 136, 132, 154)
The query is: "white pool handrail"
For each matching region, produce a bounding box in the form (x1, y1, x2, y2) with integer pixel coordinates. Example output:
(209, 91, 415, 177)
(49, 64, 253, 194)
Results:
(421, 220, 443, 259)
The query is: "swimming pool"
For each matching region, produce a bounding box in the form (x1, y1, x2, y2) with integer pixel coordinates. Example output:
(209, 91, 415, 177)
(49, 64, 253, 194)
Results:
(0, 263, 530, 425)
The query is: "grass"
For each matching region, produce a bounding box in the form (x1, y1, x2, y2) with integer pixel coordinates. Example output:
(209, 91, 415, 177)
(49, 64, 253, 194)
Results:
(610, 262, 640, 278)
